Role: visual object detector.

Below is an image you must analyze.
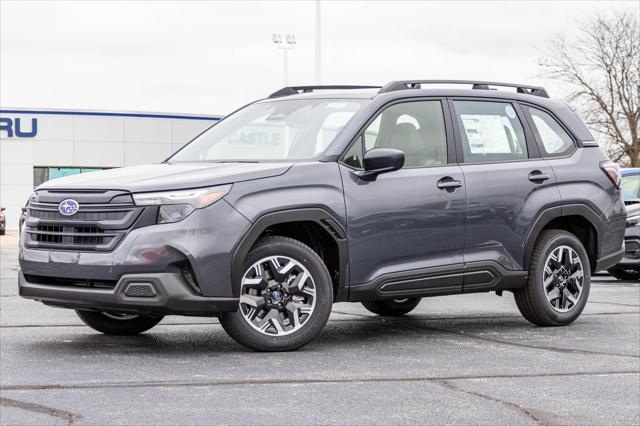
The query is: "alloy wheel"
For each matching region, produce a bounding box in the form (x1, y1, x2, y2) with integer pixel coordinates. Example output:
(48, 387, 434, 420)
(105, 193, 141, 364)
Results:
(543, 245, 584, 312)
(239, 255, 316, 336)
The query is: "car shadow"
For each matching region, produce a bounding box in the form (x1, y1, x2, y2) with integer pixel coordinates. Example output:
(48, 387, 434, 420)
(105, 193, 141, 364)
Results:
(23, 314, 537, 356)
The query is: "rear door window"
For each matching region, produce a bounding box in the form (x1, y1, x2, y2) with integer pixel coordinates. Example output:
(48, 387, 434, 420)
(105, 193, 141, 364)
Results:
(453, 101, 528, 163)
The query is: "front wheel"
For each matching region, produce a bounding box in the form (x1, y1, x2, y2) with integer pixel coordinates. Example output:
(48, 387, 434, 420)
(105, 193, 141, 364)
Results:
(361, 298, 421, 316)
(75, 310, 163, 335)
(515, 230, 591, 326)
(219, 236, 333, 351)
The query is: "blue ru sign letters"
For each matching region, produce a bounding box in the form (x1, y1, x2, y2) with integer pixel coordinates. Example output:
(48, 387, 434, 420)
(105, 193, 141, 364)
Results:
(0, 118, 38, 138)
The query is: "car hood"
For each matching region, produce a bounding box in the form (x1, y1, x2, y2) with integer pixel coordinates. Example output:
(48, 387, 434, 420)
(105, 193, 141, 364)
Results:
(37, 162, 294, 193)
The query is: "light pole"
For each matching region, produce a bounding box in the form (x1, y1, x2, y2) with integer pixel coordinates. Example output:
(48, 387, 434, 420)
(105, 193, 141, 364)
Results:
(272, 33, 296, 86)
(315, 0, 322, 84)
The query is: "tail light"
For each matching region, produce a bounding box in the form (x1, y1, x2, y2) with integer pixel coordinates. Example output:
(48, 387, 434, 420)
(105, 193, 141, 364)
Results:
(600, 161, 621, 187)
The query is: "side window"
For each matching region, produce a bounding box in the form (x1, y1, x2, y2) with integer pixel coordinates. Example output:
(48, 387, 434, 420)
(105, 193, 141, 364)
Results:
(341, 101, 447, 169)
(527, 107, 575, 156)
(453, 101, 528, 163)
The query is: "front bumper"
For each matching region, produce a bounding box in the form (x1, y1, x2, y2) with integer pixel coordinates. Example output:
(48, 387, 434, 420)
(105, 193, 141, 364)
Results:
(19, 271, 239, 315)
(19, 199, 252, 313)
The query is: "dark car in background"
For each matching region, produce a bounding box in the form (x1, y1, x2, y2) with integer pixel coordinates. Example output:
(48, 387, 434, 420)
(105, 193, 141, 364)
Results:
(608, 168, 640, 281)
(0, 207, 5, 235)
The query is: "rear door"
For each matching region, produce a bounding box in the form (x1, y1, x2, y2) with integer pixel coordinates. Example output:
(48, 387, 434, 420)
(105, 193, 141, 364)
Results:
(449, 99, 560, 289)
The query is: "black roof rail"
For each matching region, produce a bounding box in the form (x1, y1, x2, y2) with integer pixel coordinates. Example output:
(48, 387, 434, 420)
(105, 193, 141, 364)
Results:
(268, 85, 381, 99)
(378, 80, 550, 98)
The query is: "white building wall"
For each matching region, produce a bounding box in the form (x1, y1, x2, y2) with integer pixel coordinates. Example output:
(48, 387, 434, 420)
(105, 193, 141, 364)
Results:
(0, 109, 219, 230)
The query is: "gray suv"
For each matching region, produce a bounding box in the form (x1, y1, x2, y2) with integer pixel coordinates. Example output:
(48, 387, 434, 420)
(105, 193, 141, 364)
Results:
(18, 80, 627, 351)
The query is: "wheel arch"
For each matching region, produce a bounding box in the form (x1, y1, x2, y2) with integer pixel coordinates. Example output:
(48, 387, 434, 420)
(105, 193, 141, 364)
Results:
(524, 204, 603, 273)
(231, 208, 349, 301)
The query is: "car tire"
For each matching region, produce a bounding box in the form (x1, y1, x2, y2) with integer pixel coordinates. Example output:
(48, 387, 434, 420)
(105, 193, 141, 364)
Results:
(515, 229, 591, 326)
(361, 298, 421, 316)
(75, 310, 163, 335)
(607, 267, 640, 281)
(219, 236, 333, 352)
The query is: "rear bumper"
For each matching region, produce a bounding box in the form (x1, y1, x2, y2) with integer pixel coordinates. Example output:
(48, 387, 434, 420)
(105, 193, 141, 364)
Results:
(19, 271, 239, 315)
(615, 226, 640, 268)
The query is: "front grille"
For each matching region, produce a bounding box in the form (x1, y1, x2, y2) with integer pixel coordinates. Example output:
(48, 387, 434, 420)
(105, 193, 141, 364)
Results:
(30, 209, 129, 221)
(25, 274, 117, 289)
(24, 193, 143, 252)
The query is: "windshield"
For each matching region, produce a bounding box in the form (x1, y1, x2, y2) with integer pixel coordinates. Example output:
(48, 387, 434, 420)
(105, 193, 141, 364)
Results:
(621, 172, 640, 201)
(170, 99, 365, 162)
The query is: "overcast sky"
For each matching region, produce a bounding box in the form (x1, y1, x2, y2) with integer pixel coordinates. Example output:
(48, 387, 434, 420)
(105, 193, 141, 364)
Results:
(1, 0, 637, 115)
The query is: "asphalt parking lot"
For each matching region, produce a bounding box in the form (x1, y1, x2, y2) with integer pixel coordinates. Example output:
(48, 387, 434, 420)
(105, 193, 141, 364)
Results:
(1, 231, 638, 425)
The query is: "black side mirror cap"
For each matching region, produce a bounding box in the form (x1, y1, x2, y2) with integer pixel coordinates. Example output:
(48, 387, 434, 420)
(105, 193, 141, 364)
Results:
(355, 148, 405, 181)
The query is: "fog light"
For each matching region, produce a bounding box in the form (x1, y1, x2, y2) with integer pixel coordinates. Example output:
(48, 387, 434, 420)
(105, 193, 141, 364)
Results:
(181, 264, 201, 294)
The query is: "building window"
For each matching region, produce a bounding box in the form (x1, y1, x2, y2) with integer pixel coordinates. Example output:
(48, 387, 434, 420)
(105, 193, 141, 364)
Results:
(33, 167, 49, 187)
(33, 167, 106, 187)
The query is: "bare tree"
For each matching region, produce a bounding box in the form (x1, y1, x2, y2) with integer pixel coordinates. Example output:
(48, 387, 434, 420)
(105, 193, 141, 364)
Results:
(541, 9, 639, 166)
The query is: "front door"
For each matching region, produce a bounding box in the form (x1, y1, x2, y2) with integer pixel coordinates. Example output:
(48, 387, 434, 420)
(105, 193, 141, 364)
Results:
(340, 99, 467, 297)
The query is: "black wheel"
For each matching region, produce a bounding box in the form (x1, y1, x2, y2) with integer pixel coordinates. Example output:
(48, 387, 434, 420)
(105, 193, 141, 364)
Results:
(361, 298, 421, 316)
(219, 236, 333, 351)
(75, 310, 163, 335)
(0, 230, 5, 235)
(607, 267, 640, 281)
(515, 229, 591, 326)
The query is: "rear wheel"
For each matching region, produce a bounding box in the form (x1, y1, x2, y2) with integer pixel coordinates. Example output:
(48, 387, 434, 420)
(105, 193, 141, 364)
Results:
(75, 310, 163, 335)
(361, 298, 421, 316)
(515, 230, 591, 326)
(219, 236, 333, 351)
(607, 267, 640, 281)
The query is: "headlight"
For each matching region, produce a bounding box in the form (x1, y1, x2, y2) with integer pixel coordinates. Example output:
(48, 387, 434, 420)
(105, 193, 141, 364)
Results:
(133, 185, 231, 224)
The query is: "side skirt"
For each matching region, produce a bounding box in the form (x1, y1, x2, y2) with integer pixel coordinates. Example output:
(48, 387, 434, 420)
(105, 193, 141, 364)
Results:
(348, 261, 527, 302)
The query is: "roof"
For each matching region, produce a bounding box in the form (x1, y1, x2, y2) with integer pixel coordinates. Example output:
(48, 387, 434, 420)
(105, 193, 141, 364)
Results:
(257, 83, 596, 142)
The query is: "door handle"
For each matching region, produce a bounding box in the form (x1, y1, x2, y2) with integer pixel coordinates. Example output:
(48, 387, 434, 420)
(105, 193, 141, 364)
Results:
(528, 171, 550, 182)
(437, 177, 462, 190)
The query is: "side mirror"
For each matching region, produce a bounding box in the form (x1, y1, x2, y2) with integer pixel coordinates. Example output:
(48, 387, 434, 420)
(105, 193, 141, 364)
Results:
(355, 148, 405, 181)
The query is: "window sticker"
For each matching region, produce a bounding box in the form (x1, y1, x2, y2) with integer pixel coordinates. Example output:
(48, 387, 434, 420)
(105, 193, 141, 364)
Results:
(461, 114, 515, 154)
(505, 105, 516, 119)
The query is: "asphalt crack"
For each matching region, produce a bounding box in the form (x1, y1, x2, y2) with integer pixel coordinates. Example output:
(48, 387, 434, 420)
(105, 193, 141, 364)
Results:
(0, 396, 82, 425)
(437, 379, 541, 424)
(1, 370, 636, 392)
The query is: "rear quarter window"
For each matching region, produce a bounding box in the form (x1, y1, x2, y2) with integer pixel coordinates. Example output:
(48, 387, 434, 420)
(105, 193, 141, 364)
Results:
(526, 107, 575, 156)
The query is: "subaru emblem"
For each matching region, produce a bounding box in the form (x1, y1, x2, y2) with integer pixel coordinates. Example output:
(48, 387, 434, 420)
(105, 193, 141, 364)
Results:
(58, 199, 79, 216)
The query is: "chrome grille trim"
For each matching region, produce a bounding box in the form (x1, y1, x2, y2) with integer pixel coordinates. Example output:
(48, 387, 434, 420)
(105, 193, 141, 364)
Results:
(24, 198, 143, 252)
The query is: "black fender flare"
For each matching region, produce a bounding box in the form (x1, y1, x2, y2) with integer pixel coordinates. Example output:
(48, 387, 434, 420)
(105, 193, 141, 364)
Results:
(523, 203, 604, 270)
(230, 208, 349, 300)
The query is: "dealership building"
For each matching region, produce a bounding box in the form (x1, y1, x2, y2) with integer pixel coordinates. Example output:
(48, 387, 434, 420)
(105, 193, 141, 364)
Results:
(0, 108, 221, 230)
